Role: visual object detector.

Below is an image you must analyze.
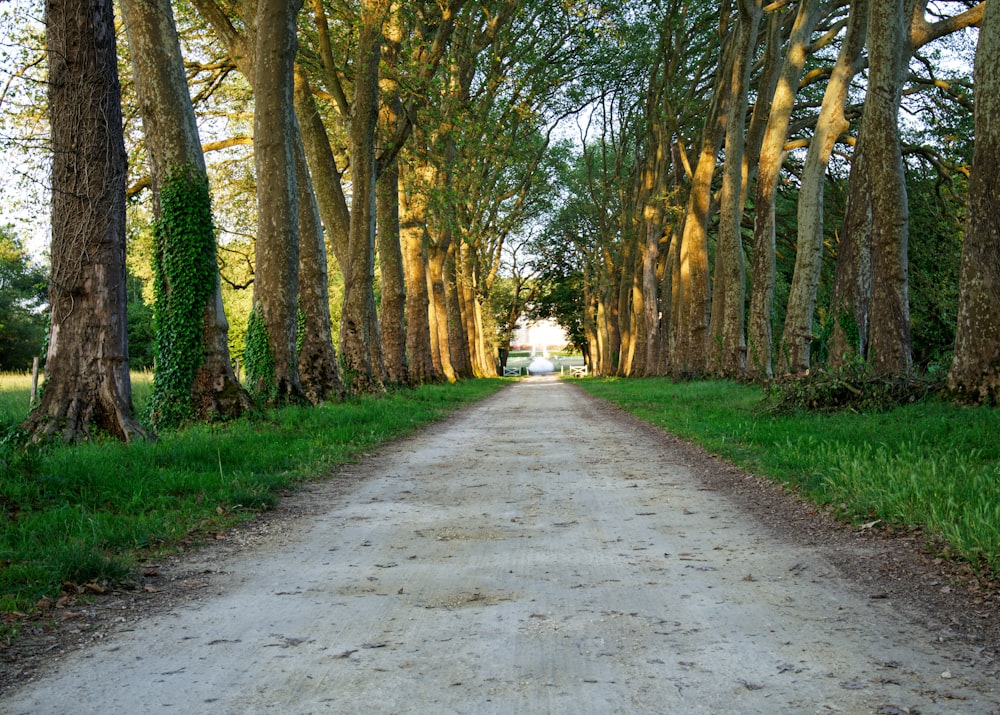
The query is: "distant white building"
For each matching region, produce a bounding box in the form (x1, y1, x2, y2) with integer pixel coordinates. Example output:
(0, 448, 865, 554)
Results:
(512, 318, 568, 354)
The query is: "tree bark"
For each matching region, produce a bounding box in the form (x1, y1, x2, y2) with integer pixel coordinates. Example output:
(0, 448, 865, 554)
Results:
(782, 0, 868, 374)
(25, 0, 146, 442)
(862, 0, 912, 377)
(294, 123, 345, 404)
(948, 0, 1000, 403)
(121, 0, 253, 425)
(427, 240, 456, 382)
(746, 0, 821, 379)
(672, 39, 733, 376)
(251, 0, 305, 403)
(640, 153, 665, 377)
(292, 66, 350, 274)
(400, 160, 438, 384)
(375, 8, 408, 386)
(340, 0, 388, 393)
(445, 240, 472, 378)
(708, 0, 761, 377)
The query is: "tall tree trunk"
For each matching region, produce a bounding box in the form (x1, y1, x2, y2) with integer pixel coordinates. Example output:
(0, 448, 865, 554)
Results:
(400, 161, 438, 383)
(25, 0, 146, 442)
(782, 0, 868, 374)
(746, 0, 821, 378)
(427, 241, 456, 381)
(639, 132, 668, 376)
(376, 160, 408, 385)
(340, 0, 388, 393)
(292, 67, 350, 274)
(948, 0, 1000, 403)
(863, 0, 912, 376)
(582, 262, 599, 372)
(251, 0, 305, 403)
(445, 241, 472, 378)
(673, 40, 732, 376)
(663, 218, 682, 375)
(375, 9, 408, 386)
(121, 0, 253, 425)
(708, 0, 761, 377)
(617, 237, 635, 376)
(830, 147, 873, 366)
(294, 126, 345, 404)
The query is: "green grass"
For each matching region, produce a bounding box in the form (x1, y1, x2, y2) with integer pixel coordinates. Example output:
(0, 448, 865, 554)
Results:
(0, 371, 155, 427)
(576, 377, 1000, 578)
(0, 376, 506, 630)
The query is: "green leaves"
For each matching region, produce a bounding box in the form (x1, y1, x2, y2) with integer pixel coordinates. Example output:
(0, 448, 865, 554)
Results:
(147, 167, 218, 428)
(244, 304, 276, 403)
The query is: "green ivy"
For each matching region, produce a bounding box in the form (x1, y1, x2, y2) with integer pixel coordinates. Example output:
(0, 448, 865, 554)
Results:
(244, 304, 276, 403)
(296, 305, 306, 356)
(146, 168, 217, 428)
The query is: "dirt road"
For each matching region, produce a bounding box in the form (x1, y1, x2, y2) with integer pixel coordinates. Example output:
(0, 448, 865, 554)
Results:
(4, 376, 998, 714)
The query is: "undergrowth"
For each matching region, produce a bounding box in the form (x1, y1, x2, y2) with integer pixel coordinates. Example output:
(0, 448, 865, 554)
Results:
(759, 363, 945, 414)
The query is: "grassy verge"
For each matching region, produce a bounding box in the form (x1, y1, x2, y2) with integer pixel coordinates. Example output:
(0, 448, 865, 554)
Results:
(575, 377, 1000, 578)
(0, 377, 506, 632)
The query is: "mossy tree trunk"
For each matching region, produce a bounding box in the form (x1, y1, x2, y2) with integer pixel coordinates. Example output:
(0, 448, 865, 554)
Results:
(293, 126, 345, 404)
(121, 0, 253, 426)
(862, 0, 913, 377)
(24, 0, 147, 442)
(949, 0, 1000, 404)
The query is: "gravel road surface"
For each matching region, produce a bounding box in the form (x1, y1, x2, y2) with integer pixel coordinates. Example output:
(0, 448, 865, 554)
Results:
(5, 376, 999, 714)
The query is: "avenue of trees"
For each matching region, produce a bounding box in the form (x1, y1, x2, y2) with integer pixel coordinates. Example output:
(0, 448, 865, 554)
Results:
(0, 0, 996, 441)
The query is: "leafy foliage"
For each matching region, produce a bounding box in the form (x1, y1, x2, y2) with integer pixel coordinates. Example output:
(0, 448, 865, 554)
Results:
(126, 271, 155, 370)
(0, 228, 47, 370)
(243, 304, 276, 403)
(146, 169, 218, 428)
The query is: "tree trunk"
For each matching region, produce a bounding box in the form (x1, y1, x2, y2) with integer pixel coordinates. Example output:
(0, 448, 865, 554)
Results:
(673, 40, 732, 376)
(294, 125, 345, 404)
(251, 0, 305, 403)
(863, 0, 912, 377)
(948, 1, 1000, 402)
(400, 161, 438, 384)
(340, 0, 388, 393)
(616, 237, 635, 376)
(293, 66, 350, 274)
(639, 135, 667, 376)
(782, 0, 868, 374)
(376, 160, 408, 385)
(427, 241, 456, 381)
(25, 0, 146, 442)
(445, 241, 472, 378)
(829, 146, 873, 366)
(708, 0, 761, 377)
(376, 10, 408, 386)
(121, 0, 253, 426)
(746, 0, 821, 379)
